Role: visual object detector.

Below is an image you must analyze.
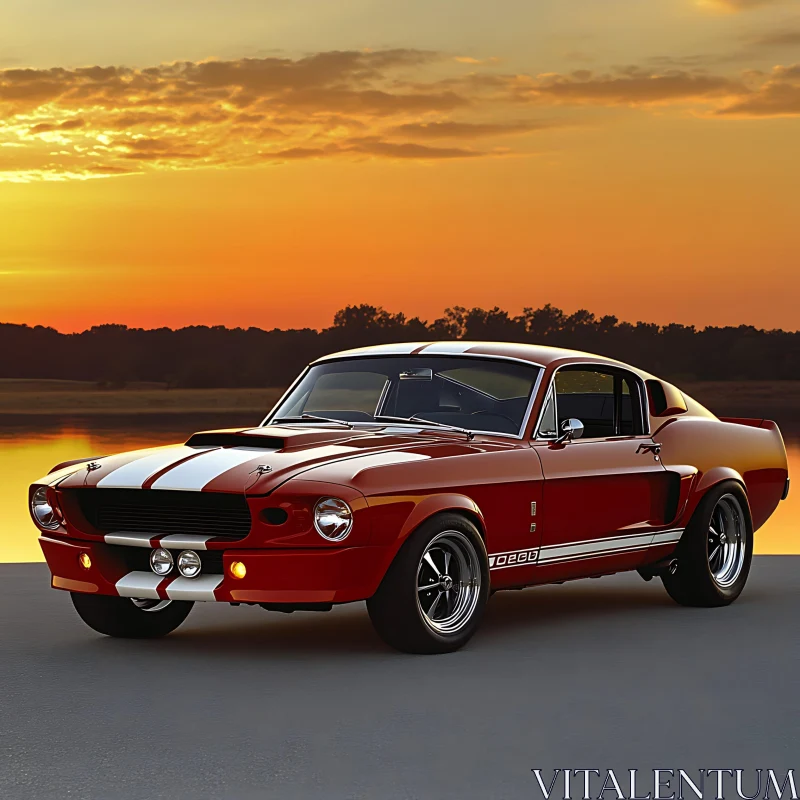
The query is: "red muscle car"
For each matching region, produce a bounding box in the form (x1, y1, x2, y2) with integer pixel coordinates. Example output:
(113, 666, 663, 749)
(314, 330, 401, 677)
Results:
(30, 342, 790, 653)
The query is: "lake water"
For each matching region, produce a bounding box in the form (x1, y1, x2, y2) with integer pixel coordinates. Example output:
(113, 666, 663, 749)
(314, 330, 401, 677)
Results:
(1, 415, 796, 562)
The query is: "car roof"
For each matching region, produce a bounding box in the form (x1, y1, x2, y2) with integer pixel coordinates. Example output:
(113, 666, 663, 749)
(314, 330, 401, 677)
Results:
(312, 341, 634, 371)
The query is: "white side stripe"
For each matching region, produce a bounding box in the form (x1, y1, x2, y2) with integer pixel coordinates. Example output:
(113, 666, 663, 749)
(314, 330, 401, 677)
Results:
(488, 528, 684, 570)
(537, 530, 678, 564)
(116, 572, 162, 599)
(96, 446, 202, 489)
(151, 447, 272, 491)
(650, 529, 685, 546)
(538, 542, 649, 565)
(166, 575, 223, 601)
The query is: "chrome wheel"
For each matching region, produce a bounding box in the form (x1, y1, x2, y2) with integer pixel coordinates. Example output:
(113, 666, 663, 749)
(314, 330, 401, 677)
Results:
(707, 494, 747, 588)
(416, 530, 481, 635)
(130, 598, 172, 613)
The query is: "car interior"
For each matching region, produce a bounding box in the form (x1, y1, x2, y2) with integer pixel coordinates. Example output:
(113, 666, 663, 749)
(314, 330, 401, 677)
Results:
(280, 357, 540, 435)
(545, 367, 644, 439)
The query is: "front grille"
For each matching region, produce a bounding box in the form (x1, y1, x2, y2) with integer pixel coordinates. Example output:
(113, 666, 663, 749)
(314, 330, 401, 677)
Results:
(72, 488, 251, 541)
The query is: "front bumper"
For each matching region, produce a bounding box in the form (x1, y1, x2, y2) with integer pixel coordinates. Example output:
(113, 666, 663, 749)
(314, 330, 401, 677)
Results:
(39, 535, 394, 605)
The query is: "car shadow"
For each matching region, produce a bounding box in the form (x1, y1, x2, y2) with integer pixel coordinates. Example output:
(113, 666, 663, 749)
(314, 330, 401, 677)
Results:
(65, 578, 698, 661)
(481, 581, 672, 636)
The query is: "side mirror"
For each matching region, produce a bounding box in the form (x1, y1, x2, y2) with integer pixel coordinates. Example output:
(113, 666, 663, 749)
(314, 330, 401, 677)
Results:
(556, 418, 584, 444)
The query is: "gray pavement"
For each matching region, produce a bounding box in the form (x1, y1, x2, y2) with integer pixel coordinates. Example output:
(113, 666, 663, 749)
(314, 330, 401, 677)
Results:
(1, 558, 798, 800)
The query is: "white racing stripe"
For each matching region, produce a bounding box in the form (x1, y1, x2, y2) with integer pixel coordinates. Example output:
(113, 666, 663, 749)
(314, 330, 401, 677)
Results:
(346, 451, 430, 476)
(104, 532, 215, 550)
(97, 446, 202, 489)
(166, 575, 223, 601)
(151, 447, 272, 491)
(315, 342, 428, 361)
(419, 342, 474, 355)
(158, 534, 213, 551)
(116, 571, 162, 599)
(105, 532, 154, 548)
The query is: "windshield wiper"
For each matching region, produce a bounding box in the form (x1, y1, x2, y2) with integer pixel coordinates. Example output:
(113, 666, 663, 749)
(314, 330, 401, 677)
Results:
(273, 414, 354, 429)
(374, 415, 474, 440)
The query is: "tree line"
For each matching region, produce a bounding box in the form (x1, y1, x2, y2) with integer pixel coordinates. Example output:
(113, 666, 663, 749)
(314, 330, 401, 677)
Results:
(0, 304, 797, 388)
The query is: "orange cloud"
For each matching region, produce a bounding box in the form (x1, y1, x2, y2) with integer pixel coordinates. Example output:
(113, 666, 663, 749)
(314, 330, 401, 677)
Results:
(454, 56, 501, 65)
(0, 50, 495, 180)
(263, 139, 481, 161)
(0, 49, 793, 182)
(465, 66, 746, 106)
(715, 63, 800, 115)
(751, 28, 800, 47)
(389, 120, 555, 138)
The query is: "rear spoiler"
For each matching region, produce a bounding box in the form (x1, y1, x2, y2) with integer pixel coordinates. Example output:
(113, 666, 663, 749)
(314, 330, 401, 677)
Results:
(720, 418, 789, 501)
(718, 417, 780, 432)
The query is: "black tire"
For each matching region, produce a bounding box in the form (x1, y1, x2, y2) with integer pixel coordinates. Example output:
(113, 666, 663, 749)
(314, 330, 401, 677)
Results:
(367, 513, 490, 654)
(71, 593, 193, 638)
(662, 481, 753, 607)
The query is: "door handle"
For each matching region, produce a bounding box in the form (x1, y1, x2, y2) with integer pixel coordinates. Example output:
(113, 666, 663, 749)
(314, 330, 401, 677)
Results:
(637, 442, 662, 455)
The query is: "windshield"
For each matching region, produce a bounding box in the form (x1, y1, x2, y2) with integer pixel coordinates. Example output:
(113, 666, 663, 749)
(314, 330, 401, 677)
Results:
(267, 356, 541, 436)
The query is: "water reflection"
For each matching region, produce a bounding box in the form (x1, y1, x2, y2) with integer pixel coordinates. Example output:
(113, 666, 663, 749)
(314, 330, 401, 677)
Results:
(1, 415, 796, 562)
(0, 414, 258, 563)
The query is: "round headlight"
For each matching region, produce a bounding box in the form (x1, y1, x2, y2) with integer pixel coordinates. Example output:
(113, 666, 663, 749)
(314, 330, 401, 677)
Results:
(150, 548, 174, 576)
(177, 550, 202, 579)
(313, 497, 353, 541)
(31, 486, 60, 530)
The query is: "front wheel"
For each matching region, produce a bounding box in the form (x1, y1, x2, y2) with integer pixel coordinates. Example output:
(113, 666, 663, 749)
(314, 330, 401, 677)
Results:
(662, 482, 753, 607)
(367, 514, 489, 654)
(71, 593, 193, 638)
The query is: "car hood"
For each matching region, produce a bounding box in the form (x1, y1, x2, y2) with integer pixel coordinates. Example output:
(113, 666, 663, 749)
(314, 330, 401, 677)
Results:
(48, 425, 504, 495)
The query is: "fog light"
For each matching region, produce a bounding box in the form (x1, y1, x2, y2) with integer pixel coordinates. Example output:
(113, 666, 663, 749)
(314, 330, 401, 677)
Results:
(177, 550, 201, 579)
(150, 547, 173, 576)
(78, 552, 91, 570)
(230, 561, 246, 580)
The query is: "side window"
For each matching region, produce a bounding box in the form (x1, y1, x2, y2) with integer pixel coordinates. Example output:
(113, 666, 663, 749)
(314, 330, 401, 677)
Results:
(555, 370, 615, 438)
(542, 367, 645, 439)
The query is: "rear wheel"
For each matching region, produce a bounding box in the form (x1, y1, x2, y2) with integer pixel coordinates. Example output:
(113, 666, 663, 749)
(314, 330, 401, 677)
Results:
(367, 514, 489, 654)
(71, 593, 193, 638)
(662, 481, 752, 607)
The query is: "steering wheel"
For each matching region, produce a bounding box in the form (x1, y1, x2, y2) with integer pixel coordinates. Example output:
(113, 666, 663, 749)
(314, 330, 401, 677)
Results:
(470, 409, 519, 426)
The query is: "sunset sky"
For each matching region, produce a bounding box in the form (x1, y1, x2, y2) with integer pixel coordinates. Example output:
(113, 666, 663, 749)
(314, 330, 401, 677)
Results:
(1, 0, 799, 333)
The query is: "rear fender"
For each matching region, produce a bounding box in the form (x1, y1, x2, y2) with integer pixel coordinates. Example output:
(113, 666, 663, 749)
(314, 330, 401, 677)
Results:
(683, 467, 749, 526)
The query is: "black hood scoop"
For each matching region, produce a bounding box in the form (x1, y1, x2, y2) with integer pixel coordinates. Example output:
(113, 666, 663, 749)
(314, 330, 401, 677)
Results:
(185, 432, 284, 449)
